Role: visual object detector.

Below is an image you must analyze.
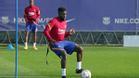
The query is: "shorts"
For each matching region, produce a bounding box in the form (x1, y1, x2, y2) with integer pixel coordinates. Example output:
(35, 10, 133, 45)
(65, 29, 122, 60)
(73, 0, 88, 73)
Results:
(25, 23, 38, 32)
(50, 40, 77, 57)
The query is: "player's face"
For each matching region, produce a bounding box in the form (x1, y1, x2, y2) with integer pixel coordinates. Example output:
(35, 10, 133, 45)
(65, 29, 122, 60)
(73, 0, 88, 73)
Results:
(30, 0, 34, 6)
(59, 11, 67, 21)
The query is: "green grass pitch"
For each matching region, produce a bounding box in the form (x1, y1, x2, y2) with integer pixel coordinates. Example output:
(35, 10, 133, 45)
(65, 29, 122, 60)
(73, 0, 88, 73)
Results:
(0, 45, 139, 78)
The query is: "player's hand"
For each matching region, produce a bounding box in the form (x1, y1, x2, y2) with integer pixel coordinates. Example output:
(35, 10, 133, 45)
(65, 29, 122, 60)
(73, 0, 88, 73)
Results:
(49, 39, 56, 44)
(25, 18, 28, 23)
(69, 28, 75, 35)
(33, 21, 38, 25)
(35, 18, 40, 23)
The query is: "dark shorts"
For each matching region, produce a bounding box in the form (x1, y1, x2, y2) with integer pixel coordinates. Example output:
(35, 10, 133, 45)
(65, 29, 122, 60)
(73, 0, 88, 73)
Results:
(50, 40, 77, 57)
(25, 23, 38, 32)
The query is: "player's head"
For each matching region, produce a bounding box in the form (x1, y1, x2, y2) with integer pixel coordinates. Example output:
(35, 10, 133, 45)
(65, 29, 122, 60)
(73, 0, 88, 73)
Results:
(29, 0, 34, 6)
(58, 7, 67, 21)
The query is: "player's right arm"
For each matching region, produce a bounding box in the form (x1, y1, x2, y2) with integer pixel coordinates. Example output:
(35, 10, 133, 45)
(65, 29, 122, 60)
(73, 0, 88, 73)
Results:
(43, 19, 56, 43)
(24, 8, 28, 23)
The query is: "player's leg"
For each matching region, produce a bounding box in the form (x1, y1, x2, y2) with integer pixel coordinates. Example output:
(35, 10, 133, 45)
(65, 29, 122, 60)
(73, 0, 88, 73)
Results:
(74, 44, 83, 74)
(50, 42, 67, 78)
(32, 24, 38, 50)
(24, 23, 31, 50)
(51, 49, 67, 78)
(32, 31, 37, 50)
(60, 49, 67, 78)
(62, 41, 83, 74)
(24, 31, 29, 49)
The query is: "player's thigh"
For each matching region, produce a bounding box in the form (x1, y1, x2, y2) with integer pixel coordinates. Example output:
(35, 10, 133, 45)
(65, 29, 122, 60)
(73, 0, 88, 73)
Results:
(50, 43, 66, 58)
(51, 48, 66, 58)
(63, 41, 77, 55)
(25, 23, 32, 32)
(31, 24, 38, 32)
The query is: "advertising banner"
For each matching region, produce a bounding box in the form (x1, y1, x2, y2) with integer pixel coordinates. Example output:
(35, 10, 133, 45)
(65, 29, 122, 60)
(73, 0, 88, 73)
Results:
(0, 0, 138, 32)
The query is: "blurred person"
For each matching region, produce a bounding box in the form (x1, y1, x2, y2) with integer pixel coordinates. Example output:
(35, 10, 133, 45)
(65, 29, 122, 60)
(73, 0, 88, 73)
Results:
(24, 0, 40, 50)
(43, 7, 83, 78)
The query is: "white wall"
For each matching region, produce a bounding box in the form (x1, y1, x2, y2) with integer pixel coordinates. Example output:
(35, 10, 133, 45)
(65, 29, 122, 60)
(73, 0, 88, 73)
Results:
(123, 35, 139, 47)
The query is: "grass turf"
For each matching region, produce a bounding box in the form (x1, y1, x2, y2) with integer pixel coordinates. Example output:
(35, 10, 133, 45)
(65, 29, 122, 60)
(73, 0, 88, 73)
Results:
(0, 45, 139, 78)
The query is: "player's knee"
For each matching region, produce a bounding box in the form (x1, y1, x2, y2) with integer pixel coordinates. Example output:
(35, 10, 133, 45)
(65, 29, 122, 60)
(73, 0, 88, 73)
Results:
(75, 45, 83, 53)
(79, 46, 83, 52)
(60, 50, 67, 60)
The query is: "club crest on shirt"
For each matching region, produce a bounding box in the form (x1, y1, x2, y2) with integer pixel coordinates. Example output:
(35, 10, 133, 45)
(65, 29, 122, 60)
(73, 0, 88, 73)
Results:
(58, 29, 65, 34)
(28, 12, 35, 16)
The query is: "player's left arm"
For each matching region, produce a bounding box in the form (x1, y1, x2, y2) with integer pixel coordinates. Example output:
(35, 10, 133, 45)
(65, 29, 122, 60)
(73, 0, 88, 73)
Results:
(65, 28, 75, 38)
(34, 7, 40, 24)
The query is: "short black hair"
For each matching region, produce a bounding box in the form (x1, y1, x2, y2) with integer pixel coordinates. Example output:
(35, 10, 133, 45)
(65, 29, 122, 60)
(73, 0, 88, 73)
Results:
(58, 7, 66, 12)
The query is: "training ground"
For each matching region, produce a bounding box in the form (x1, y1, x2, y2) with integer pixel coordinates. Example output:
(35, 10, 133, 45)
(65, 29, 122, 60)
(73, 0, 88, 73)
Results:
(0, 45, 139, 78)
